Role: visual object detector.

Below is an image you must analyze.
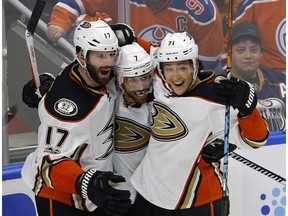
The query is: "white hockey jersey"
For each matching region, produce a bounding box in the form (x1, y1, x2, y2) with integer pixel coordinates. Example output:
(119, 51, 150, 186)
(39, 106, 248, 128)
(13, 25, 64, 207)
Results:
(21, 61, 117, 212)
(113, 89, 153, 202)
(131, 71, 268, 209)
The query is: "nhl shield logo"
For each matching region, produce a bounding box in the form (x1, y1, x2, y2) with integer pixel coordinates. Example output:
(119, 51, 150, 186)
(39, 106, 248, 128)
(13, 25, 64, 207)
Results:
(54, 98, 78, 116)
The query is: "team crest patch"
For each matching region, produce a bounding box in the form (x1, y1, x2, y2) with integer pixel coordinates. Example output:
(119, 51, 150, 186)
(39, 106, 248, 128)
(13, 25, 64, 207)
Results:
(54, 98, 78, 116)
(115, 116, 150, 152)
(80, 21, 91, 28)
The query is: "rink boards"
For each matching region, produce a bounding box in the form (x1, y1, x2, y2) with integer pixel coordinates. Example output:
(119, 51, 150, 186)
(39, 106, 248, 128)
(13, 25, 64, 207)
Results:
(3, 131, 286, 216)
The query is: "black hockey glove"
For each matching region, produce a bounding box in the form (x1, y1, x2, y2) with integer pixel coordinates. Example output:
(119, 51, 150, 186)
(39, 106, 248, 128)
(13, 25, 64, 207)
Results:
(110, 23, 135, 46)
(75, 169, 131, 216)
(202, 139, 237, 163)
(22, 73, 55, 108)
(215, 78, 257, 117)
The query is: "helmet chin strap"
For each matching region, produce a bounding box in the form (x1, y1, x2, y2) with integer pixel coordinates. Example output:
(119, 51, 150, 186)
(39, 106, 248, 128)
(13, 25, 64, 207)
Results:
(186, 65, 199, 92)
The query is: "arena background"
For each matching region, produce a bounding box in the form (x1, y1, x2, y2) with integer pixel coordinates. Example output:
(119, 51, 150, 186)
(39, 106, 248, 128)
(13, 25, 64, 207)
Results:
(2, 0, 286, 215)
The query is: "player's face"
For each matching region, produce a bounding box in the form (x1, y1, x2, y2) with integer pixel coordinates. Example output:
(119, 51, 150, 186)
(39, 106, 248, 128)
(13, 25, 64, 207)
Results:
(163, 60, 194, 96)
(86, 51, 117, 85)
(122, 72, 153, 104)
(232, 40, 262, 79)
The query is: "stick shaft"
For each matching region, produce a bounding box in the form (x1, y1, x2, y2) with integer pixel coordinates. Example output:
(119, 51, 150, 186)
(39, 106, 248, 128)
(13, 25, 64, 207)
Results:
(27, 0, 46, 34)
(222, 107, 230, 197)
(25, 30, 41, 89)
(25, 0, 47, 93)
(222, 1, 233, 215)
(222, 0, 233, 192)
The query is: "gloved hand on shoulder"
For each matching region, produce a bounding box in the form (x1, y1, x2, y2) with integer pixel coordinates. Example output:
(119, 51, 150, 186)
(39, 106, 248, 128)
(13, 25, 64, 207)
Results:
(202, 138, 237, 163)
(22, 73, 55, 108)
(215, 77, 257, 118)
(110, 23, 135, 46)
(75, 169, 131, 215)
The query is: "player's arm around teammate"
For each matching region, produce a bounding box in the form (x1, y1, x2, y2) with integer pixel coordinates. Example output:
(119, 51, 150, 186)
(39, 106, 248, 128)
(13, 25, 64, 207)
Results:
(129, 32, 268, 216)
(21, 20, 132, 216)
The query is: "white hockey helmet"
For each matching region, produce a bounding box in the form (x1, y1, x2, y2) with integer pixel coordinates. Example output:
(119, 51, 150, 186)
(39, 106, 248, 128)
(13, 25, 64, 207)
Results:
(158, 32, 198, 64)
(157, 32, 199, 89)
(114, 42, 153, 85)
(73, 20, 119, 60)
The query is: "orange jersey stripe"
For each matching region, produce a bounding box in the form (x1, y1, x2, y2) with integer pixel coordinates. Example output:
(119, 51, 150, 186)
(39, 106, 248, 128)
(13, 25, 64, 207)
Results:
(238, 109, 269, 142)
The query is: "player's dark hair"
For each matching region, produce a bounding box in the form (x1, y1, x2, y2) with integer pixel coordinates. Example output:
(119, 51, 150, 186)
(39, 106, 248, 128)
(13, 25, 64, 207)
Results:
(233, 35, 264, 52)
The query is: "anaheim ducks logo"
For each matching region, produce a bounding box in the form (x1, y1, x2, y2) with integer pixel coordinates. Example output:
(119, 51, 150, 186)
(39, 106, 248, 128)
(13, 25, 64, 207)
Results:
(80, 21, 91, 28)
(115, 116, 150, 153)
(151, 102, 188, 141)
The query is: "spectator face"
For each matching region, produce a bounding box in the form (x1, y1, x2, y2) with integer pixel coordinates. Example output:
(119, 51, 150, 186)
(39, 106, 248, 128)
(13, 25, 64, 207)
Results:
(122, 72, 153, 104)
(163, 60, 194, 96)
(86, 51, 117, 85)
(232, 39, 262, 79)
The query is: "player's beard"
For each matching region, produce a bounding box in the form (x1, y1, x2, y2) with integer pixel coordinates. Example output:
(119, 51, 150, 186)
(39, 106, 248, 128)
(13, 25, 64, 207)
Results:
(86, 63, 114, 86)
(126, 88, 151, 105)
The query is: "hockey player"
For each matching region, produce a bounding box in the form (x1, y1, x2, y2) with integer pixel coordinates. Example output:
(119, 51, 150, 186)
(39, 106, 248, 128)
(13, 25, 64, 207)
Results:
(113, 42, 154, 207)
(21, 20, 132, 216)
(46, 0, 224, 70)
(130, 32, 269, 215)
(21, 33, 239, 215)
(230, 22, 286, 131)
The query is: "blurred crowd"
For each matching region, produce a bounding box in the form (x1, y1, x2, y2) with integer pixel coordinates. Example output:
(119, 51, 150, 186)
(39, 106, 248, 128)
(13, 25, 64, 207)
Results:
(5, 0, 286, 131)
(45, 0, 286, 132)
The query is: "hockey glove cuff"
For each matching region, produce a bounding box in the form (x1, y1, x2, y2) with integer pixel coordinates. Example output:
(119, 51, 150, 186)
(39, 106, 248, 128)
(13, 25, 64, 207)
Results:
(202, 139, 237, 163)
(75, 169, 131, 215)
(215, 78, 257, 117)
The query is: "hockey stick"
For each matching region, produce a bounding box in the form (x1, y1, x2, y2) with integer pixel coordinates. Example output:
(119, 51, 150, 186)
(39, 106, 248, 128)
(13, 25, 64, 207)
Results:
(229, 152, 286, 185)
(25, 0, 47, 98)
(222, 0, 233, 215)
